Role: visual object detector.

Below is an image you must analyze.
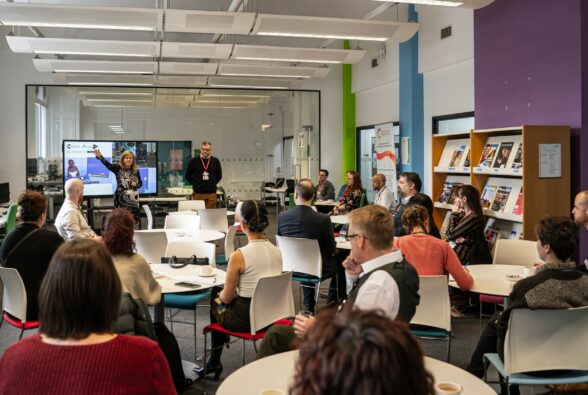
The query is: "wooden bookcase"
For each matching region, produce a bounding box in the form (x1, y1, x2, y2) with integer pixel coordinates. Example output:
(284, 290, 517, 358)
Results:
(432, 125, 570, 241)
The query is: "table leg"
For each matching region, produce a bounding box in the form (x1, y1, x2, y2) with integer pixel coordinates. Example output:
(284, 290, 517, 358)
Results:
(154, 294, 165, 323)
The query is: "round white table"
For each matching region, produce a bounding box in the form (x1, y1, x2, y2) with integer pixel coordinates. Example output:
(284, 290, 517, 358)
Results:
(168, 210, 235, 216)
(314, 200, 337, 207)
(450, 264, 526, 297)
(217, 351, 495, 395)
(135, 228, 225, 242)
(330, 214, 349, 225)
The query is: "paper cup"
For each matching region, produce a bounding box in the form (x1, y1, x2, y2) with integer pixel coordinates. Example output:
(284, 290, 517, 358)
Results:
(435, 382, 463, 395)
(523, 266, 537, 277)
(198, 265, 213, 276)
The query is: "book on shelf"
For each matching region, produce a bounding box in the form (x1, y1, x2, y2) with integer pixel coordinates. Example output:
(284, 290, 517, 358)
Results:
(477, 143, 499, 168)
(490, 185, 512, 212)
(437, 181, 463, 204)
(439, 211, 452, 240)
(480, 184, 498, 210)
(511, 144, 523, 169)
(484, 219, 522, 254)
(484, 225, 501, 253)
(492, 142, 514, 169)
(463, 150, 471, 168)
(448, 144, 468, 167)
(512, 188, 523, 215)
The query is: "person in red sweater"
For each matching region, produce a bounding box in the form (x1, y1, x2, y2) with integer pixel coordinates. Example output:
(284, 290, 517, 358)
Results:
(393, 205, 473, 291)
(0, 239, 175, 395)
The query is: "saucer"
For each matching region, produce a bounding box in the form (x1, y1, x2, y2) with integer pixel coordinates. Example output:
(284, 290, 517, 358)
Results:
(505, 274, 524, 282)
(197, 272, 216, 278)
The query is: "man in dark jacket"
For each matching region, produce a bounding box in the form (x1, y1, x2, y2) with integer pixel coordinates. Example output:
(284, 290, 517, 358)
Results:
(278, 179, 336, 311)
(185, 141, 222, 209)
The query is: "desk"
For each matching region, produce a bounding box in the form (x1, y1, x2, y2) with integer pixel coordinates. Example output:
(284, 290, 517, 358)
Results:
(314, 200, 336, 214)
(135, 228, 225, 243)
(450, 264, 525, 297)
(335, 236, 350, 250)
(168, 210, 235, 216)
(217, 351, 494, 395)
(330, 214, 349, 225)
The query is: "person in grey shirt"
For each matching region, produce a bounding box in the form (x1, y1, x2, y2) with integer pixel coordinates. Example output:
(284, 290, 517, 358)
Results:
(315, 169, 335, 201)
(54, 179, 101, 242)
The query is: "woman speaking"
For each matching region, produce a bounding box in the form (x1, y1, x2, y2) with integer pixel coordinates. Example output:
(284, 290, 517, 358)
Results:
(94, 148, 142, 226)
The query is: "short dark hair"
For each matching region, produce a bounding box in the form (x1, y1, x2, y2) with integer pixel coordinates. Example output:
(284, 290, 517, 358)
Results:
(295, 179, 315, 201)
(407, 193, 434, 217)
(240, 200, 269, 233)
(292, 308, 434, 395)
(535, 216, 577, 262)
(399, 172, 422, 192)
(103, 208, 135, 256)
(457, 184, 484, 218)
(319, 169, 329, 177)
(402, 205, 429, 235)
(18, 190, 47, 222)
(39, 239, 122, 340)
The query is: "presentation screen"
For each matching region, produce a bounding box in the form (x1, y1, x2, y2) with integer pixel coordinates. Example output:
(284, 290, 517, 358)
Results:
(62, 140, 158, 198)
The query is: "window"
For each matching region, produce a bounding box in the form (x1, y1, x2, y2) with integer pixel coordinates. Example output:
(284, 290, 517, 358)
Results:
(432, 111, 474, 135)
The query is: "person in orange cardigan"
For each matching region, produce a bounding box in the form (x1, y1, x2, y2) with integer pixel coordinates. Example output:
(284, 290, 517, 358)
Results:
(393, 205, 473, 291)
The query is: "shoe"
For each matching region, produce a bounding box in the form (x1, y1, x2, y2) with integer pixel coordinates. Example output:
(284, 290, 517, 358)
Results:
(451, 306, 465, 318)
(194, 363, 223, 381)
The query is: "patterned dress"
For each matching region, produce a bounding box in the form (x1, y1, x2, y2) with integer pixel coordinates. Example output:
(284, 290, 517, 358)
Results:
(98, 156, 143, 225)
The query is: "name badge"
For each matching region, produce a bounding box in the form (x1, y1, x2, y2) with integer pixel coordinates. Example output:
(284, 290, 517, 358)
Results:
(203, 171, 209, 181)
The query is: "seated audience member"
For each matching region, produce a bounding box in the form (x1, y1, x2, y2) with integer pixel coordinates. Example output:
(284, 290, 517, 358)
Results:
(466, 217, 588, 395)
(331, 170, 363, 215)
(201, 200, 283, 380)
(572, 189, 588, 272)
(54, 178, 101, 242)
(372, 173, 395, 210)
(403, 193, 441, 238)
(394, 205, 473, 290)
(0, 191, 64, 321)
(315, 169, 335, 201)
(392, 172, 422, 236)
(278, 179, 336, 311)
(103, 208, 161, 305)
(0, 239, 175, 394)
(257, 205, 420, 359)
(291, 309, 434, 395)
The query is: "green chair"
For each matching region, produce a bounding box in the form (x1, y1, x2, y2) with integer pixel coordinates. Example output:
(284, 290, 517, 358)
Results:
(0, 204, 18, 243)
(359, 192, 368, 207)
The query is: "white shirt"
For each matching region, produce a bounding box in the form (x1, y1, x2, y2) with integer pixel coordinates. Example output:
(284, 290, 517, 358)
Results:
(345, 250, 403, 320)
(54, 199, 97, 241)
(238, 239, 283, 298)
(374, 187, 395, 210)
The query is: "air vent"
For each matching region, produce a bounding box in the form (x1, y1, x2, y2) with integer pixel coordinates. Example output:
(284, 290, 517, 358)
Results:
(371, 58, 378, 68)
(441, 25, 452, 39)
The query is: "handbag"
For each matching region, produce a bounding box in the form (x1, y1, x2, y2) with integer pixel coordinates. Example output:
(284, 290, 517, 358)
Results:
(160, 255, 209, 268)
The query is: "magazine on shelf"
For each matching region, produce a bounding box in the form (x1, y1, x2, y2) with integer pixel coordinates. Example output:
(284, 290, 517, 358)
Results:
(490, 186, 512, 212)
(511, 144, 523, 169)
(448, 144, 467, 167)
(484, 218, 522, 253)
(512, 188, 523, 215)
(440, 211, 452, 240)
(447, 182, 463, 204)
(485, 225, 501, 253)
(492, 142, 514, 168)
(437, 182, 453, 203)
(480, 184, 498, 209)
(463, 150, 471, 168)
(478, 143, 499, 168)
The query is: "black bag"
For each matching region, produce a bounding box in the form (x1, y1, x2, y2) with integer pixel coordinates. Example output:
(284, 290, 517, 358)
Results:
(468, 228, 493, 265)
(153, 322, 190, 392)
(161, 255, 209, 268)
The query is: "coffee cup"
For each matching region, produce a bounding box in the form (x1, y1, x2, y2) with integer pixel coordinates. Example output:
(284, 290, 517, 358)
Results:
(435, 382, 462, 395)
(523, 266, 536, 277)
(198, 265, 213, 276)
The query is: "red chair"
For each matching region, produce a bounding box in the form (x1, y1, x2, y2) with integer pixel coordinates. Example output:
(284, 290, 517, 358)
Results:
(0, 267, 40, 339)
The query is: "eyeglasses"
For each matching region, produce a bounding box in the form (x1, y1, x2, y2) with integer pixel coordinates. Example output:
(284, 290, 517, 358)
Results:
(345, 233, 365, 241)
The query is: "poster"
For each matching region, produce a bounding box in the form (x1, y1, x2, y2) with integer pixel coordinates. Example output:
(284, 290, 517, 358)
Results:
(374, 122, 398, 202)
(539, 144, 561, 178)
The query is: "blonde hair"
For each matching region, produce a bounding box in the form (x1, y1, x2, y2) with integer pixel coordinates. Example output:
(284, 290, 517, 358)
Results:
(349, 205, 394, 250)
(119, 151, 137, 173)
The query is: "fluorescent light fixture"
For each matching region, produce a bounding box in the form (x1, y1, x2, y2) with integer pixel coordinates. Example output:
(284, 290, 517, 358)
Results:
(200, 93, 270, 98)
(373, 0, 462, 5)
(221, 73, 311, 79)
(114, 131, 126, 134)
(87, 98, 152, 102)
(219, 63, 330, 79)
(161, 42, 232, 59)
(78, 91, 153, 96)
(208, 84, 288, 90)
(54, 70, 155, 75)
(159, 62, 218, 76)
(34, 59, 156, 75)
(0, 3, 162, 31)
(195, 100, 259, 104)
(253, 14, 419, 42)
(70, 82, 154, 86)
(232, 44, 365, 64)
(165, 9, 255, 34)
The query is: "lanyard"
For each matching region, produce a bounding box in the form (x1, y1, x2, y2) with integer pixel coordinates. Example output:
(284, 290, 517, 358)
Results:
(200, 156, 211, 172)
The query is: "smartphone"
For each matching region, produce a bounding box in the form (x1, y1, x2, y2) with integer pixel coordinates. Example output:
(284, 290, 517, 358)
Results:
(174, 282, 201, 289)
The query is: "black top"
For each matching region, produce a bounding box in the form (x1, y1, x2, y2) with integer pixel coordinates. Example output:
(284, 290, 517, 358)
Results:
(0, 223, 64, 321)
(185, 156, 222, 194)
(97, 156, 142, 211)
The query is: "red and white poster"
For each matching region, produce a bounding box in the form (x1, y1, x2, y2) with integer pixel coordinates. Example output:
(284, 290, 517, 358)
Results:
(374, 122, 398, 202)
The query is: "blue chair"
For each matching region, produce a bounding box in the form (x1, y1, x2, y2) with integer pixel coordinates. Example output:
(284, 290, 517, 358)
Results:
(483, 307, 588, 394)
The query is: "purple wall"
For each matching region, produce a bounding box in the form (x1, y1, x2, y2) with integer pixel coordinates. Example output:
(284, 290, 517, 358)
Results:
(474, 0, 588, 261)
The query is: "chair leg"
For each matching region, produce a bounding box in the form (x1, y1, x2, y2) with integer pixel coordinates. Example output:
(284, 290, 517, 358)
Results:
(193, 308, 198, 361)
(314, 283, 320, 314)
(253, 340, 258, 354)
(446, 334, 452, 362)
(203, 332, 208, 394)
(19, 328, 24, 340)
(242, 339, 246, 366)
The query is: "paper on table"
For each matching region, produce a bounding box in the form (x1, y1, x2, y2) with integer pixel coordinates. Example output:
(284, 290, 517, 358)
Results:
(170, 274, 218, 285)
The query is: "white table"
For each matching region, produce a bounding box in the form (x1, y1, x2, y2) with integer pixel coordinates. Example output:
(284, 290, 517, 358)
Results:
(335, 236, 351, 250)
(330, 214, 349, 225)
(166, 187, 193, 196)
(450, 264, 526, 297)
(217, 351, 495, 395)
(139, 196, 188, 203)
(314, 200, 337, 207)
(135, 228, 225, 242)
(264, 187, 288, 213)
(168, 210, 235, 216)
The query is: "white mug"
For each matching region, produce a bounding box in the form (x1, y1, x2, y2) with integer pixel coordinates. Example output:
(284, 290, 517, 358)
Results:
(198, 265, 213, 276)
(523, 266, 537, 277)
(435, 382, 463, 395)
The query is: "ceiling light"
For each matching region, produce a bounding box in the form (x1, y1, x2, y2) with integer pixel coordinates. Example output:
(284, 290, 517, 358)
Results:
(0, 3, 162, 31)
(161, 42, 231, 59)
(235, 56, 337, 64)
(78, 91, 153, 96)
(208, 84, 288, 90)
(54, 70, 155, 75)
(219, 63, 330, 79)
(200, 93, 270, 98)
(87, 98, 152, 102)
(373, 0, 462, 5)
(231, 44, 366, 64)
(34, 59, 156, 74)
(70, 82, 154, 86)
(165, 9, 255, 34)
(220, 73, 311, 79)
(195, 100, 259, 104)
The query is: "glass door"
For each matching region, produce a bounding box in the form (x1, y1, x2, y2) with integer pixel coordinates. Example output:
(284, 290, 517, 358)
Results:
(357, 126, 376, 202)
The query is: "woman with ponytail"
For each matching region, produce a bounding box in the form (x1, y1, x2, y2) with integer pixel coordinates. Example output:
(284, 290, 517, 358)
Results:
(200, 200, 283, 380)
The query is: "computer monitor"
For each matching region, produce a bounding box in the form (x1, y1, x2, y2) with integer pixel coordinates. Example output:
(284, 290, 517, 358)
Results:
(0, 183, 9, 204)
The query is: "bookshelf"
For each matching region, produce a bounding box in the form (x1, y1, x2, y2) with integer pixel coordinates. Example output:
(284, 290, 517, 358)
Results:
(432, 125, 570, 242)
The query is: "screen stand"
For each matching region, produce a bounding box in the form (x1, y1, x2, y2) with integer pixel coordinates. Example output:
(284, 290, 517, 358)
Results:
(86, 198, 95, 230)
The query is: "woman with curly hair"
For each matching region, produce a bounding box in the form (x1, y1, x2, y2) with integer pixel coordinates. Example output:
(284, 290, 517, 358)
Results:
(291, 308, 434, 395)
(103, 208, 160, 305)
(331, 170, 363, 215)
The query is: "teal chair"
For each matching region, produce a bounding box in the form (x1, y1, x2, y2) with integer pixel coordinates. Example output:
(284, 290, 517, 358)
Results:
(0, 204, 18, 243)
(359, 192, 368, 207)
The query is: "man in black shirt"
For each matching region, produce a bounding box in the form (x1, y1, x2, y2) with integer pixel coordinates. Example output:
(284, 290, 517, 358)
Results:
(185, 141, 222, 209)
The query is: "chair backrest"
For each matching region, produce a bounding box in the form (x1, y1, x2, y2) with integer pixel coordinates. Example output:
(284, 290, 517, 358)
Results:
(234, 201, 243, 223)
(410, 275, 451, 332)
(4, 204, 18, 234)
(178, 200, 205, 212)
(199, 208, 228, 232)
(0, 267, 28, 322)
(359, 192, 368, 208)
(493, 239, 541, 266)
(164, 214, 200, 230)
(225, 224, 238, 258)
(285, 179, 295, 193)
(274, 177, 285, 188)
(165, 240, 216, 266)
(504, 307, 588, 375)
(142, 204, 153, 230)
(275, 236, 322, 278)
(249, 272, 295, 334)
(133, 230, 168, 264)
